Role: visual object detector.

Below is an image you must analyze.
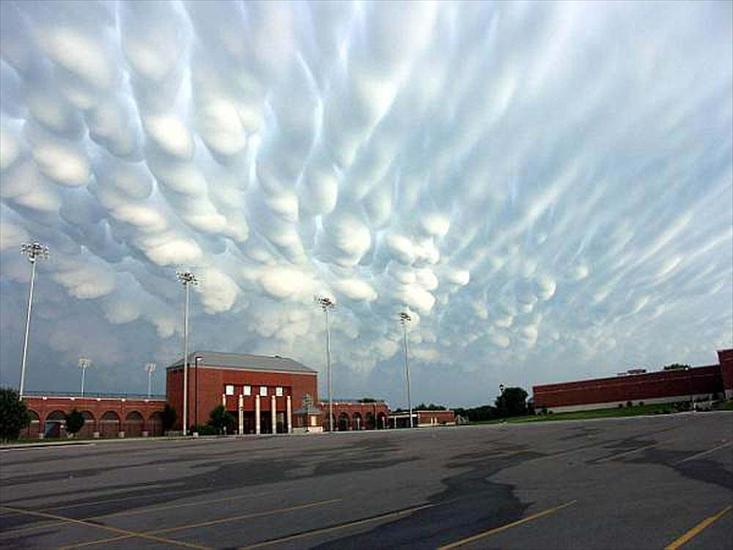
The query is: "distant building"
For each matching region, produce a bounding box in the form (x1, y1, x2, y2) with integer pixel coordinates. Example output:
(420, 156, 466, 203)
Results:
(388, 409, 457, 428)
(533, 348, 733, 413)
(319, 400, 390, 431)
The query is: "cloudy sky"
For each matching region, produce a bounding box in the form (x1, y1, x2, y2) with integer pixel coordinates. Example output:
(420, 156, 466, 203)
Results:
(0, 1, 731, 408)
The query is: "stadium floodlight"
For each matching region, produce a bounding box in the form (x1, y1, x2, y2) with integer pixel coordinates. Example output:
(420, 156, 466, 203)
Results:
(177, 271, 198, 435)
(400, 311, 414, 428)
(145, 363, 157, 398)
(78, 357, 92, 396)
(18, 242, 49, 397)
(315, 296, 335, 432)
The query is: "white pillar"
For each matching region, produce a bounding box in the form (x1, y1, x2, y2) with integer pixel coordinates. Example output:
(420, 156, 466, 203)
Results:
(222, 393, 226, 407)
(286, 395, 292, 434)
(255, 395, 261, 435)
(271, 395, 277, 434)
(238, 394, 244, 435)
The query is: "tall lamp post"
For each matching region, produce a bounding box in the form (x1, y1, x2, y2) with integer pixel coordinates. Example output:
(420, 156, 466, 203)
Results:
(145, 363, 157, 398)
(19, 241, 49, 397)
(177, 271, 198, 436)
(316, 296, 335, 432)
(400, 311, 413, 428)
(78, 357, 92, 396)
(194, 356, 202, 426)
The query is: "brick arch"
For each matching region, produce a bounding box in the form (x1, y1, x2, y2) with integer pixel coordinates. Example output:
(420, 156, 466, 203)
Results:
(365, 411, 375, 430)
(352, 412, 363, 430)
(99, 411, 121, 438)
(337, 412, 350, 431)
(125, 411, 144, 437)
(148, 411, 164, 436)
(22, 410, 41, 439)
(44, 410, 66, 438)
(376, 412, 388, 429)
(79, 411, 96, 438)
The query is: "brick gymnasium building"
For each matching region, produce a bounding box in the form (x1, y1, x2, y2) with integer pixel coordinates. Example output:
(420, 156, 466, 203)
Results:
(534, 348, 733, 413)
(20, 393, 166, 439)
(19, 350, 455, 438)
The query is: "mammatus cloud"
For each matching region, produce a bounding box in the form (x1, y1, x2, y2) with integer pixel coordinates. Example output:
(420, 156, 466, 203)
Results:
(0, 1, 731, 406)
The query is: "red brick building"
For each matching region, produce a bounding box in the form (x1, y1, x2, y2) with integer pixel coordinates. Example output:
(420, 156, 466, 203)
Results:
(167, 351, 318, 434)
(388, 409, 457, 428)
(533, 348, 733, 413)
(20, 393, 166, 439)
(319, 400, 390, 431)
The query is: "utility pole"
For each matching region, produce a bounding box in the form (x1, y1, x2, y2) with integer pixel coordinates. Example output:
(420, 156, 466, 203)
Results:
(177, 271, 198, 435)
(400, 311, 413, 428)
(19, 242, 49, 397)
(315, 296, 335, 432)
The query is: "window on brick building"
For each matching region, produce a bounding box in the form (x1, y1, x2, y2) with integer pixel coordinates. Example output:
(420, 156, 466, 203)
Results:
(276, 387, 283, 397)
(243, 385, 251, 396)
(259, 386, 268, 397)
(225, 385, 234, 396)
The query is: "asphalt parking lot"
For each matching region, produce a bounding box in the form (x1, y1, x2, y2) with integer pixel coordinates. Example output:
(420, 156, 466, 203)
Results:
(1, 412, 731, 549)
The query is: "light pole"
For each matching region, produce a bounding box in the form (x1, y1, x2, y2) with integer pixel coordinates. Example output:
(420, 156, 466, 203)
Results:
(316, 296, 335, 432)
(78, 357, 92, 396)
(19, 241, 49, 397)
(177, 271, 198, 435)
(499, 384, 505, 416)
(145, 363, 157, 398)
(302, 393, 313, 433)
(400, 311, 413, 428)
(194, 356, 202, 426)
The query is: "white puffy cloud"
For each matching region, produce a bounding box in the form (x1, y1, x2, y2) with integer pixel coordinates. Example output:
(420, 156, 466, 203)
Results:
(0, 1, 730, 408)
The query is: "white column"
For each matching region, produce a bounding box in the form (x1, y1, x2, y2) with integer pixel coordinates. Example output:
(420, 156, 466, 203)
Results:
(286, 395, 292, 434)
(271, 395, 277, 434)
(255, 395, 261, 435)
(238, 394, 244, 435)
(222, 393, 226, 407)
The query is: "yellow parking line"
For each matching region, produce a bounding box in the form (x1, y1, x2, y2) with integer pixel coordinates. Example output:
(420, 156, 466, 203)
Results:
(0, 505, 208, 550)
(0, 489, 277, 538)
(437, 500, 577, 550)
(664, 505, 732, 550)
(240, 502, 436, 549)
(63, 498, 342, 548)
(675, 441, 732, 465)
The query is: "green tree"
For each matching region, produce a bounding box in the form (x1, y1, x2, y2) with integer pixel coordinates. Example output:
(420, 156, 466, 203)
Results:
(0, 387, 31, 442)
(64, 409, 85, 437)
(495, 387, 529, 417)
(161, 404, 177, 432)
(208, 405, 235, 434)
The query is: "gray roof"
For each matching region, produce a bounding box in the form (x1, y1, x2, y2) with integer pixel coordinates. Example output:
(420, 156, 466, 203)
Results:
(167, 351, 316, 374)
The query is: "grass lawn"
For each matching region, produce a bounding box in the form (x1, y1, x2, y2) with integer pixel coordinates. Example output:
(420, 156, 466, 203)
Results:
(472, 402, 690, 425)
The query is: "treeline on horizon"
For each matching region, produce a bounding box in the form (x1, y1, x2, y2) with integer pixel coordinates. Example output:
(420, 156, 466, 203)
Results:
(454, 387, 532, 422)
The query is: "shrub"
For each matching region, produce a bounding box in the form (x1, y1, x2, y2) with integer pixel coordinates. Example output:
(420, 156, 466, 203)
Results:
(0, 387, 30, 442)
(208, 405, 236, 434)
(64, 409, 85, 436)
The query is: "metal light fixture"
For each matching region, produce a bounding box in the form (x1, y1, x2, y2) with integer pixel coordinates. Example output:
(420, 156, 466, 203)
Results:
(177, 271, 198, 435)
(400, 311, 413, 428)
(315, 296, 335, 432)
(19, 242, 49, 397)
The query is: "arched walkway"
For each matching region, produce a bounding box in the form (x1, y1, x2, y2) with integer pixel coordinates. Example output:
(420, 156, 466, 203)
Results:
(125, 411, 144, 437)
(23, 410, 41, 439)
(148, 411, 163, 436)
(365, 411, 375, 430)
(338, 412, 350, 431)
(352, 412, 363, 431)
(377, 412, 388, 429)
(79, 411, 96, 438)
(100, 411, 121, 438)
(44, 410, 66, 438)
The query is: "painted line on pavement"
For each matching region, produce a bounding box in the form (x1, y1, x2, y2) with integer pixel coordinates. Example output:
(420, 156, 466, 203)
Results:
(62, 498, 342, 548)
(0, 489, 279, 538)
(240, 502, 437, 549)
(596, 442, 660, 463)
(664, 505, 732, 550)
(0, 505, 208, 550)
(437, 500, 577, 550)
(674, 441, 731, 465)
